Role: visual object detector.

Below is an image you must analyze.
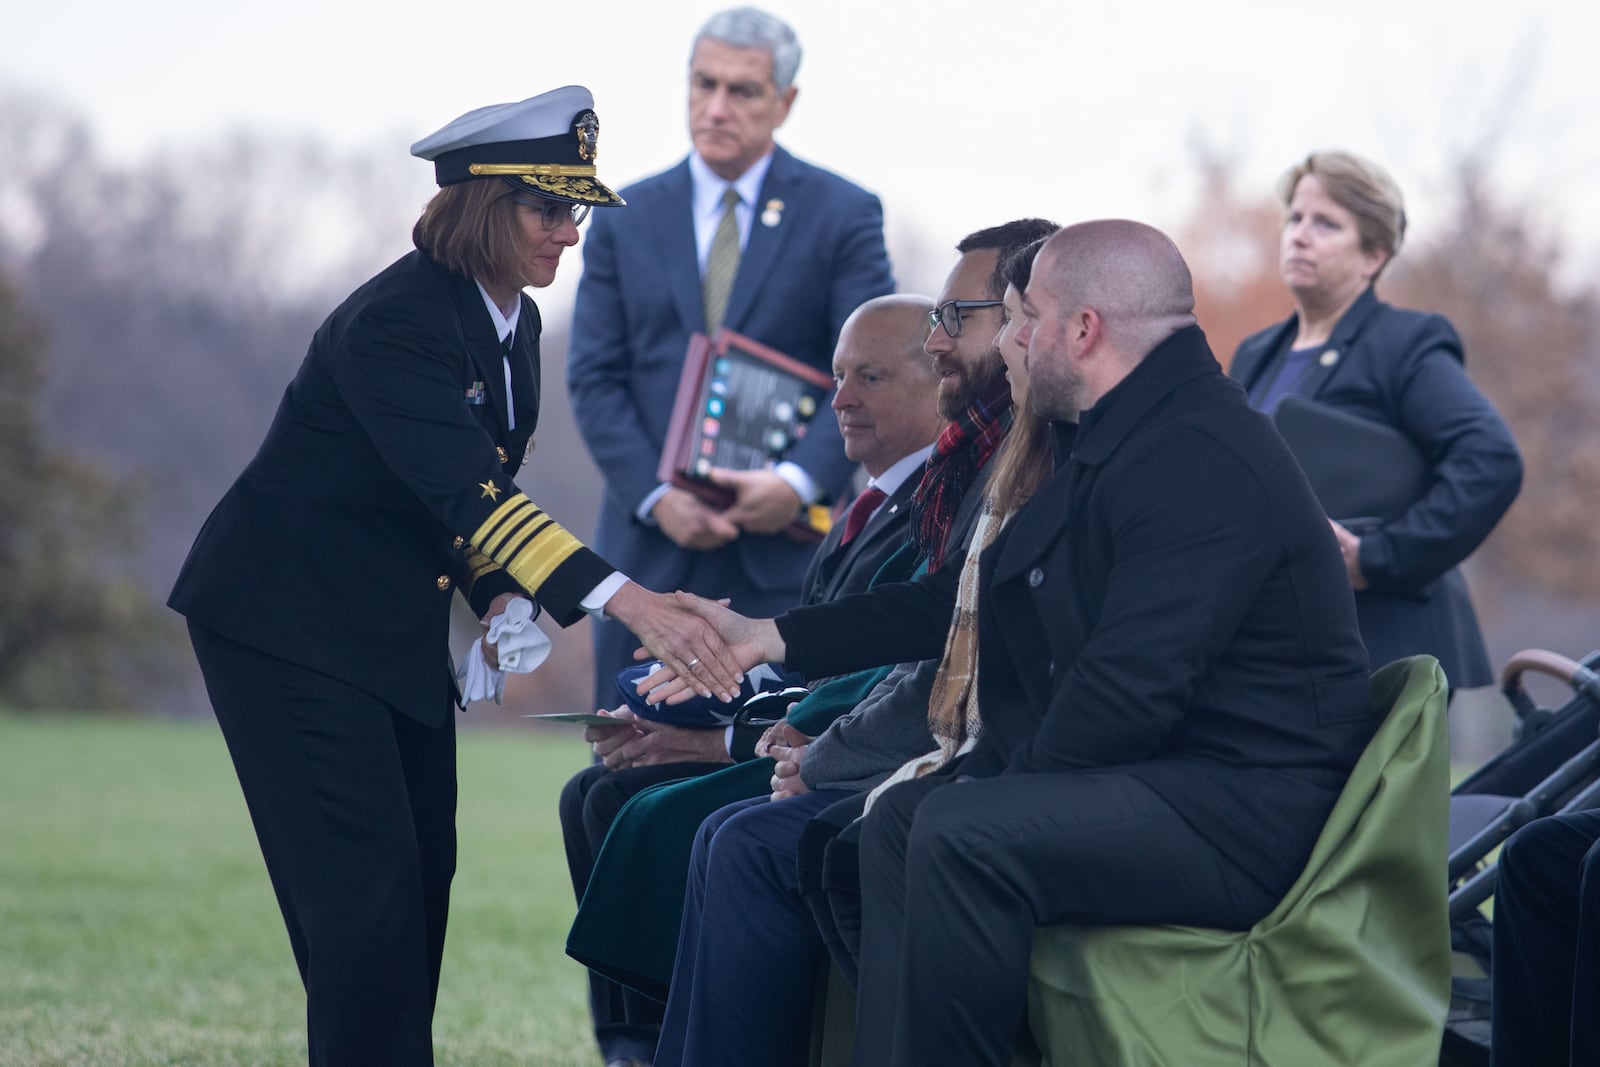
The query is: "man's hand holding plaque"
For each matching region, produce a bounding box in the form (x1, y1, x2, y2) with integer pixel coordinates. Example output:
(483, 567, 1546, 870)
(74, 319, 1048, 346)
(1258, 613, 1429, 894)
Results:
(704, 467, 805, 535)
(650, 486, 742, 551)
(657, 328, 837, 544)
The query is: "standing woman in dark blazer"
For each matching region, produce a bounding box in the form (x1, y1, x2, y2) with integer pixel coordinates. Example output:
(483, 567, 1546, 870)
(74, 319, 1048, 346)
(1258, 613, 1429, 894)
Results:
(167, 86, 740, 1066)
(1230, 150, 1522, 689)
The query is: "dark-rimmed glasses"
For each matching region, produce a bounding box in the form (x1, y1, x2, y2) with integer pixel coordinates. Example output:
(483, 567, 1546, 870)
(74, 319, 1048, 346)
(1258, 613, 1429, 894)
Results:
(929, 299, 1003, 338)
(515, 196, 591, 231)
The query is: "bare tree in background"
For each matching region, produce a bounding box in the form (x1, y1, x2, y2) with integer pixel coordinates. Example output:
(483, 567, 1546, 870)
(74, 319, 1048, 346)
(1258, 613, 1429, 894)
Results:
(1389, 167, 1600, 604)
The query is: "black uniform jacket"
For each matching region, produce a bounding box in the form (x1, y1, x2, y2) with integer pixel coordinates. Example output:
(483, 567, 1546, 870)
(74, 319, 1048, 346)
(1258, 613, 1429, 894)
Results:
(1229, 287, 1522, 687)
(170, 250, 614, 723)
(778, 326, 1374, 896)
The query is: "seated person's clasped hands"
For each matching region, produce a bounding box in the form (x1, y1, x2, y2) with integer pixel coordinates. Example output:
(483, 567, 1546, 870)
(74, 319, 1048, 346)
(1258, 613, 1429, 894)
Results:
(584, 709, 734, 771)
(756, 721, 813, 800)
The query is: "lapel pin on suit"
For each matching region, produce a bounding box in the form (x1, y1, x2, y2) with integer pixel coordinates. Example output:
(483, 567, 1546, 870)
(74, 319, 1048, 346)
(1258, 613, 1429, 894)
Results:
(1319, 348, 1340, 367)
(761, 198, 784, 228)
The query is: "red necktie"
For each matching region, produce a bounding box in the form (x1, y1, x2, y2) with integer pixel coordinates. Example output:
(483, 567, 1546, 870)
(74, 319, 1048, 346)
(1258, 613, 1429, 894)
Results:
(839, 486, 888, 546)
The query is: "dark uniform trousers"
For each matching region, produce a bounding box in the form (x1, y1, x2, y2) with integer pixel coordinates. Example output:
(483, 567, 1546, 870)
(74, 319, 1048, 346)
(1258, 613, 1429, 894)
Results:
(854, 771, 1281, 1067)
(1490, 807, 1600, 1066)
(191, 622, 456, 1067)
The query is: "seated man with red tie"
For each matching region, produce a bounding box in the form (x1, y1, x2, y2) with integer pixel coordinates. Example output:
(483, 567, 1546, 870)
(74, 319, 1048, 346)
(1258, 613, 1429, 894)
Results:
(558, 292, 942, 1065)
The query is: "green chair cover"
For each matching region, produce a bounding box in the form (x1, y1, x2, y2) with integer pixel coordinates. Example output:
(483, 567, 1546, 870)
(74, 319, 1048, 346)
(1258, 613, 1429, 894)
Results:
(1022, 655, 1451, 1066)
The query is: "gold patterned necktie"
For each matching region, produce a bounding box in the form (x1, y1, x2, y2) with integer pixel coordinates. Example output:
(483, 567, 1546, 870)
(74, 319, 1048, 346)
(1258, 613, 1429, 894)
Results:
(703, 186, 742, 331)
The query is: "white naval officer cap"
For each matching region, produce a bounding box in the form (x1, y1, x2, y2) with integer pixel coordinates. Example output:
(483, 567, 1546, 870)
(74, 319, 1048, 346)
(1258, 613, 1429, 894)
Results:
(410, 85, 624, 207)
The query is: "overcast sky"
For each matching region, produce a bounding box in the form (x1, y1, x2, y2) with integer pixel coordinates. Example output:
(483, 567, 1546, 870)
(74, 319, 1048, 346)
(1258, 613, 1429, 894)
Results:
(4, 0, 1596, 298)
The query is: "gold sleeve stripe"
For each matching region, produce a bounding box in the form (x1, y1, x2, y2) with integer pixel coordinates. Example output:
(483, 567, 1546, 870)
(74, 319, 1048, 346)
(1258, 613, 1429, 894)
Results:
(477, 499, 540, 556)
(498, 515, 557, 563)
(489, 508, 543, 557)
(470, 493, 585, 593)
(464, 547, 501, 584)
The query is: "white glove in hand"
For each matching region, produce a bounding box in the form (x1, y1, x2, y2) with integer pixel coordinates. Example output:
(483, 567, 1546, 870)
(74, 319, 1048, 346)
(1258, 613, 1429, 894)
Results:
(456, 638, 506, 705)
(486, 597, 551, 673)
(455, 598, 552, 706)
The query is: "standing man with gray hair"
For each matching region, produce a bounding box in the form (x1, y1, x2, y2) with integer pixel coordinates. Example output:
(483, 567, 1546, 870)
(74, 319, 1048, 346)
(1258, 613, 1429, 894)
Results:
(569, 6, 895, 736)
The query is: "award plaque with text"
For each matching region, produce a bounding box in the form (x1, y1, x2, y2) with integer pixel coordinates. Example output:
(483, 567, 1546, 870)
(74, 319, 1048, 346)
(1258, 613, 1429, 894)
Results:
(658, 328, 836, 544)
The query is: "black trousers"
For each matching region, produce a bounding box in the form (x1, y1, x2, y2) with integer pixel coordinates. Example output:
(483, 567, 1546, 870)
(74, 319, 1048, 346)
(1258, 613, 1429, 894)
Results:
(1490, 807, 1600, 1066)
(557, 759, 729, 1063)
(189, 622, 456, 1067)
(855, 771, 1279, 1067)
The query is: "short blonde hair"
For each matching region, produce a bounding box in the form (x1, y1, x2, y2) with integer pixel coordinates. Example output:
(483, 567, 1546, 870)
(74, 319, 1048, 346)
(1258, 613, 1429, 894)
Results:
(412, 179, 525, 291)
(1279, 151, 1407, 274)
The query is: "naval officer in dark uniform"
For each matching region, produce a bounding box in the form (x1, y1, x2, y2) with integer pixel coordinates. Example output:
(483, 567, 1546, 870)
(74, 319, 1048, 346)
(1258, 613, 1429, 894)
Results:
(168, 86, 742, 1066)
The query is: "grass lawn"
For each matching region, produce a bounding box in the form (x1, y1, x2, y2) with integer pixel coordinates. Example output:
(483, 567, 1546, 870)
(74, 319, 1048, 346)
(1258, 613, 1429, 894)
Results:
(0, 713, 604, 1066)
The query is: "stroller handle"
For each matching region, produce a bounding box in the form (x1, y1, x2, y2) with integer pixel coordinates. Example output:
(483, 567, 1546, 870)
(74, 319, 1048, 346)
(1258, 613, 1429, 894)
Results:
(1500, 648, 1590, 693)
(1499, 649, 1600, 730)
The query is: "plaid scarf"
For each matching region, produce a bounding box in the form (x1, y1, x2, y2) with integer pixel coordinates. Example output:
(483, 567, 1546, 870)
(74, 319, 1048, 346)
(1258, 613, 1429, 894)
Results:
(909, 374, 1014, 571)
(864, 497, 1006, 812)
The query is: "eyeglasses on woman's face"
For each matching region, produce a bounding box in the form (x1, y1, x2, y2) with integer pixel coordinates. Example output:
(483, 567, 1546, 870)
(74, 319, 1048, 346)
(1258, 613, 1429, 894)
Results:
(515, 195, 591, 231)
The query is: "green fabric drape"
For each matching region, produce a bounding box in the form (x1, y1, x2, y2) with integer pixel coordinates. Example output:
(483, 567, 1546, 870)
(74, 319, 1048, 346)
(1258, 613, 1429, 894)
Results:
(1022, 656, 1451, 1066)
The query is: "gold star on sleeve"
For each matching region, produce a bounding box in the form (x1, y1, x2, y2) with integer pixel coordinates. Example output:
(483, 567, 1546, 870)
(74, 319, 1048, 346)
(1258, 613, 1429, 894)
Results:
(479, 481, 501, 501)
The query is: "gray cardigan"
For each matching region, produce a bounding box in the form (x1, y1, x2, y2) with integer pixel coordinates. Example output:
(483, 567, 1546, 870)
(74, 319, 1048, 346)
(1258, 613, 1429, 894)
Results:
(799, 459, 998, 792)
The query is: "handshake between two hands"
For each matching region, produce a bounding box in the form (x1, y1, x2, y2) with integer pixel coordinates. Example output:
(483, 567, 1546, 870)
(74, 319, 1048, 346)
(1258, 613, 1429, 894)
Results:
(609, 587, 787, 705)
(455, 586, 786, 709)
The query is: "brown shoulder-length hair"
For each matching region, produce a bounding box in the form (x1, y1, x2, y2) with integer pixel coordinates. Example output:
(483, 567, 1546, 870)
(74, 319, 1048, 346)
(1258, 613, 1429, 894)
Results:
(412, 178, 525, 291)
(986, 404, 1053, 516)
(985, 233, 1057, 515)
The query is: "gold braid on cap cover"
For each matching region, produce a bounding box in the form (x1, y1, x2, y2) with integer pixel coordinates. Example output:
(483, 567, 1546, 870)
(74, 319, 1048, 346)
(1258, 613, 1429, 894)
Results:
(469, 163, 599, 177)
(514, 173, 625, 205)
